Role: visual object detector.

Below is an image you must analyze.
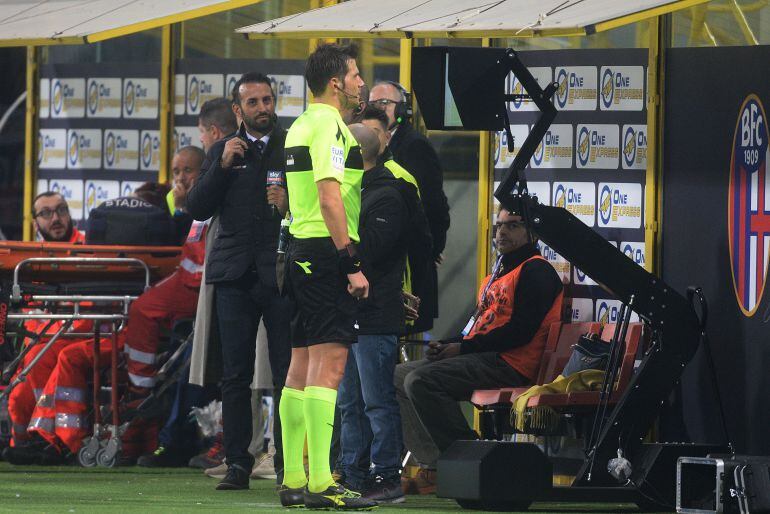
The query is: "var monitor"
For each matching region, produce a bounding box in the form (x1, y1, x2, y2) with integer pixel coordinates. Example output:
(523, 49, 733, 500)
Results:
(411, 46, 510, 131)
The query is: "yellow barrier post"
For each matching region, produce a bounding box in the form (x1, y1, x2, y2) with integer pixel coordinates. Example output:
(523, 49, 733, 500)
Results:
(23, 46, 39, 241)
(476, 38, 492, 290)
(159, 25, 173, 184)
(645, 16, 665, 274)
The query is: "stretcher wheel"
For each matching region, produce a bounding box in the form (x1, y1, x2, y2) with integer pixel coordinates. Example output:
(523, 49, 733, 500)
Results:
(77, 444, 98, 467)
(96, 447, 118, 468)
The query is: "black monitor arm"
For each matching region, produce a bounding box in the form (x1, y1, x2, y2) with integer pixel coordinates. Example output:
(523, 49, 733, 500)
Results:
(491, 49, 702, 486)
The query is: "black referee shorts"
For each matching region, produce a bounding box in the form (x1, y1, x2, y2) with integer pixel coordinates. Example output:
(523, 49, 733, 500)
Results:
(285, 237, 357, 347)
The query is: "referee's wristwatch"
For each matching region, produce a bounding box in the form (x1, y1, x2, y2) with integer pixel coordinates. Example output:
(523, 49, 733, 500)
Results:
(337, 243, 362, 275)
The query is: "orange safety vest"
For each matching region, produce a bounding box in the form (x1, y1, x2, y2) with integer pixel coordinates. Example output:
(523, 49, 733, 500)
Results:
(465, 255, 563, 381)
(68, 227, 85, 244)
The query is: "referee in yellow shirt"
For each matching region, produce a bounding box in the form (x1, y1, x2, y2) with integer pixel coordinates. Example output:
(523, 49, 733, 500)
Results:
(277, 43, 376, 511)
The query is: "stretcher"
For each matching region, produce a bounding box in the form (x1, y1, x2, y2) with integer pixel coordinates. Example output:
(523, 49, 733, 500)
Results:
(0, 241, 182, 467)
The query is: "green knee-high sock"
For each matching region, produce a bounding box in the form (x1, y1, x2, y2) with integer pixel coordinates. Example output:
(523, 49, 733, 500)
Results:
(304, 386, 337, 493)
(279, 387, 307, 489)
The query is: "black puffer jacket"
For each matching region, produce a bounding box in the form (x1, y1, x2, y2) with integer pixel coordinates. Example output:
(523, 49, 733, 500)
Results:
(187, 125, 286, 286)
(357, 165, 409, 335)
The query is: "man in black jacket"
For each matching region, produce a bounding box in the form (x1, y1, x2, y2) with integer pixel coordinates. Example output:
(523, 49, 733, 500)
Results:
(186, 72, 291, 491)
(336, 123, 409, 503)
(369, 82, 450, 332)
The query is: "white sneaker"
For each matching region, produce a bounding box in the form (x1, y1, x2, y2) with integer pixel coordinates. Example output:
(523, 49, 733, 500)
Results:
(204, 462, 228, 479)
(250, 449, 277, 479)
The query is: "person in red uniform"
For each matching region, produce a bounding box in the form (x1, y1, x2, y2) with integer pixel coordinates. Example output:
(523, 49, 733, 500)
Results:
(4, 193, 85, 456)
(394, 208, 564, 494)
(3, 150, 205, 464)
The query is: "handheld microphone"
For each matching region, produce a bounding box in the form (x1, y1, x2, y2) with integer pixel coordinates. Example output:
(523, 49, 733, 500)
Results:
(266, 170, 285, 217)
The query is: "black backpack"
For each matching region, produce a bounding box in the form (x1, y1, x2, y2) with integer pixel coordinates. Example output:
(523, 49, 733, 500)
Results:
(86, 196, 179, 246)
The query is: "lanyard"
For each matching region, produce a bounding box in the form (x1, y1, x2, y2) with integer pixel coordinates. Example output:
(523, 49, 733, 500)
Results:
(462, 254, 505, 336)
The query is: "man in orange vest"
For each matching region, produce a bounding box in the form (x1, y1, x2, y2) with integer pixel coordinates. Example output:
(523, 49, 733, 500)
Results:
(4, 193, 85, 455)
(32, 192, 85, 243)
(395, 208, 564, 494)
(3, 150, 205, 465)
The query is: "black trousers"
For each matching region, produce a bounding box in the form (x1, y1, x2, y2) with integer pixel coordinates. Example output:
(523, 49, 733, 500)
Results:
(394, 353, 528, 467)
(215, 269, 292, 472)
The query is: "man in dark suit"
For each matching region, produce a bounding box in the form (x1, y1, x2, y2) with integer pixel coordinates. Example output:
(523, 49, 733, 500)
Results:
(187, 72, 291, 491)
(369, 82, 450, 332)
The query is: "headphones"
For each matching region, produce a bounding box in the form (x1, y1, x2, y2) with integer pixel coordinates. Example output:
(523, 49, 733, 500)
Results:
(385, 80, 413, 126)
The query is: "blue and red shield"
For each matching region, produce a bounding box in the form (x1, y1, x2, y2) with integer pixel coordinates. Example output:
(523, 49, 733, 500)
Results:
(728, 94, 770, 316)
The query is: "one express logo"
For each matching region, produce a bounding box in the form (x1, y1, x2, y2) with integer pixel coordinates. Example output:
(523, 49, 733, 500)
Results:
(599, 184, 612, 225)
(188, 76, 200, 112)
(88, 80, 99, 115)
(555, 69, 568, 108)
(597, 301, 618, 324)
(623, 126, 637, 167)
(533, 140, 544, 165)
(52, 80, 63, 115)
(577, 126, 591, 166)
(105, 132, 116, 166)
(68, 130, 79, 167)
(622, 243, 645, 266)
(600, 68, 614, 109)
(124, 80, 136, 115)
(510, 75, 525, 109)
(141, 132, 154, 168)
(86, 182, 96, 212)
(37, 133, 44, 164)
(554, 184, 567, 208)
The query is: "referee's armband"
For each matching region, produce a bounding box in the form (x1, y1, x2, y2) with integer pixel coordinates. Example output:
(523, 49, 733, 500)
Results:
(337, 243, 362, 275)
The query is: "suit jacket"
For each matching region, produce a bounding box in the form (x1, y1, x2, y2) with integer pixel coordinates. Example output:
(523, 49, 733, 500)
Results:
(187, 125, 286, 286)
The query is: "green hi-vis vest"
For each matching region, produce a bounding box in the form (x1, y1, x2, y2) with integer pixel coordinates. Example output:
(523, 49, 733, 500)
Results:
(284, 103, 364, 242)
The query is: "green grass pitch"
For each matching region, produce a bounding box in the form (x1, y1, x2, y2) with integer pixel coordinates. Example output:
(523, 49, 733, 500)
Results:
(0, 463, 657, 513)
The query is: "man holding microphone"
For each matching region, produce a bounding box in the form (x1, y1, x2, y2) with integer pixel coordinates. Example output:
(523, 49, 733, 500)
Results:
(187, 72, 291, 491)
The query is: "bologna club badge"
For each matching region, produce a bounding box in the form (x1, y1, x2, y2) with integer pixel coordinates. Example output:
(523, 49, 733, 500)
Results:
(728, 94, 770, 316)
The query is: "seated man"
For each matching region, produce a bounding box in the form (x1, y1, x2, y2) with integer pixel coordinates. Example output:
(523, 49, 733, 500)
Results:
(33, 192, 85, 243)
(395, 208, 564, 494)
(4, 149, 205, 464)
(5, 193, 86, 455)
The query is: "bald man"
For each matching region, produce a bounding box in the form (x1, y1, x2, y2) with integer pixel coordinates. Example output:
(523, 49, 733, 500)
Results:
(335, 124, 410, 503)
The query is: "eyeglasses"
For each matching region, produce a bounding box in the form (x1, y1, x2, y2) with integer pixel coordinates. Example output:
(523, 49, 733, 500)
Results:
(368, 99, 400, 108)
(34, 205, 69, 220)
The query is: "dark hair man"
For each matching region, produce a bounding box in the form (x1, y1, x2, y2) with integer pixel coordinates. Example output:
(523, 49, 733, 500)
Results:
(32, 192, 83, 243)
(360, 106, 433, 330)
(335, 123, 409, 503)
(369, 82, 450, 332)
(198, 98, 238, 153)
(278, 43, 376, 511)
(394, 208, 563, 494)
(186, 72, 292, 491)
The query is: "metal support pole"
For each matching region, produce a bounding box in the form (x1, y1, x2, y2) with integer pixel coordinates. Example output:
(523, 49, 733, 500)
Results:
(23, 46, 39, 242)
(159, 25, 173, 184)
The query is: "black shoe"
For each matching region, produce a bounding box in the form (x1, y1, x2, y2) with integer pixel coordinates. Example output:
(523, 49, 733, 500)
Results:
(3, 443, 67, 466)
(304, 483, 378, 510)
(363, 475, 405, 504)
(216, 464, 250, 490)
(137, 446, 190, 468)
(278, 485, 305, 508)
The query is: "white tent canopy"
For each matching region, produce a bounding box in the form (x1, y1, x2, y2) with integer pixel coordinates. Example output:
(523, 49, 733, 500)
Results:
(238, 0, 707, 39)
(0, 0, 262, 47)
